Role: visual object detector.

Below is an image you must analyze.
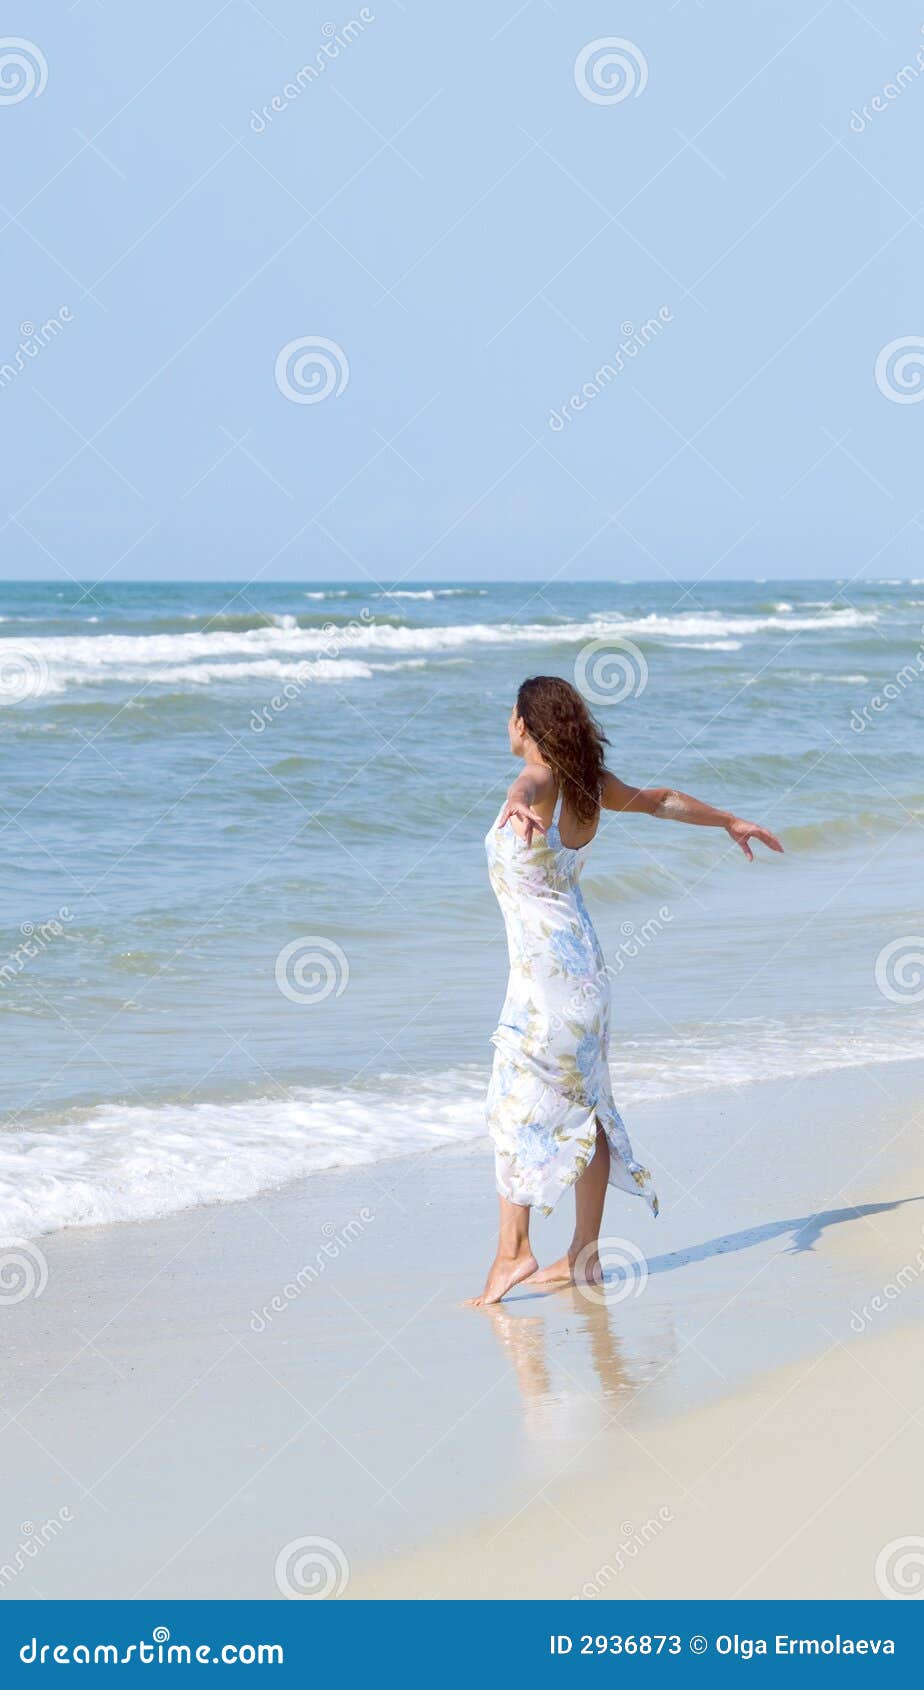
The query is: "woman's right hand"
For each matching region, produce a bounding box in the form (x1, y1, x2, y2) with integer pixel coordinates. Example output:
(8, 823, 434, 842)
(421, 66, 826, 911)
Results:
(498, 800, 548, 846)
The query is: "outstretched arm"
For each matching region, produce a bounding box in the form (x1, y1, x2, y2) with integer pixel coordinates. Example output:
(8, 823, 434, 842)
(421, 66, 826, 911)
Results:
(497, 762, 556, 846)
(601, 770, 783, 862)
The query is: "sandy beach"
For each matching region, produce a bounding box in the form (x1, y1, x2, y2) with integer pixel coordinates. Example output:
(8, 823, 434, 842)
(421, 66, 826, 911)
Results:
(2, 1054, 922, 1601)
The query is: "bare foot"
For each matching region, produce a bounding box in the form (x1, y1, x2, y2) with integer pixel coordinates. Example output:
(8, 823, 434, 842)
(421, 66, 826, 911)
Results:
(574, 1247, 603, 1288)
(527, 1253, 574, 1288)
(527, 1245, 603, 1291)
(464, 1248, 538, 1307)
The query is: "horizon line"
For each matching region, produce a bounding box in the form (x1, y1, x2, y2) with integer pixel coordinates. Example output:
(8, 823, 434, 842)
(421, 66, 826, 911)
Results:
(0, 575, 904, 588)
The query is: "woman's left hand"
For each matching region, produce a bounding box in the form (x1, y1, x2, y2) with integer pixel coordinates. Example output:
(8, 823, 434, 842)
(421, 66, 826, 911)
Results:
(726, 818, 784, 861)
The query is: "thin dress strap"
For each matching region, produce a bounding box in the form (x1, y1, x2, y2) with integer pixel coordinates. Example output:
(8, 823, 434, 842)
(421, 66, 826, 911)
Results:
(551, 783, 564, 829)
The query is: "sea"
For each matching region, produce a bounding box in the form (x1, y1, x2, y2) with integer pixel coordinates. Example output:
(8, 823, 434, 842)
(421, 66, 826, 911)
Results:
(1, 577, 922, 1241)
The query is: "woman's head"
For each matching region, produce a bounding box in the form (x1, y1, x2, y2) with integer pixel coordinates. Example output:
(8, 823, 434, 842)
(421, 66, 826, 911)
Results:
(509, 676, 609, 824)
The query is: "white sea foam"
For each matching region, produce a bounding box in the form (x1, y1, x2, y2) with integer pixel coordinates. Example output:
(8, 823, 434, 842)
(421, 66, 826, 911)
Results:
(0, 606, 880, 702)
(0, 1071, 488, 1243)
(373, 588, 485, 599)
(674, 640, 742, 651)
(3, 1010, 922, 1243)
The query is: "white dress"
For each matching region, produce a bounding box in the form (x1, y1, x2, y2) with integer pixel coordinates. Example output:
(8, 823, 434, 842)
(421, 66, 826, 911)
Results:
(485, 789, 659, 1218)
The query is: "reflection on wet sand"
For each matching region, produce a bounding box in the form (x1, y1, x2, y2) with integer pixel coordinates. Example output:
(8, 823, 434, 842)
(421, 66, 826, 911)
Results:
(478, 1202, 921, 1447)
(483, 1290, 677, 1447)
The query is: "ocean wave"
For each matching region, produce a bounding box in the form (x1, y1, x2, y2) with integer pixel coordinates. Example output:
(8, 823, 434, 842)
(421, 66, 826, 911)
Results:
(586, 608, 876, 637)
(372, 587, 487, 600)
(0, 605, 881, 699)
(3, 1009, 923, 1242)
(0, 1070, 489, 1243)
(0, 658, 377, 697)
(781, 808, 924, 850)
(674, 640, 742, 651)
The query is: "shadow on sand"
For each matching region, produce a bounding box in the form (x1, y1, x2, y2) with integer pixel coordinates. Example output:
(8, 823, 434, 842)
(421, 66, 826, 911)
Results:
(506, 1196, 924, 1303)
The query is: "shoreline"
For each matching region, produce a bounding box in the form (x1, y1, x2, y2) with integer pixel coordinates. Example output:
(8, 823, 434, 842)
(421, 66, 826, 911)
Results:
(5, 1019, 924, 1246)
(1, 1057, 922, 1599)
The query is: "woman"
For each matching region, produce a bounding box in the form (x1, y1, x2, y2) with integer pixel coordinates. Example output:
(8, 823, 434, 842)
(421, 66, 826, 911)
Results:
(468, 674, 783, 1307)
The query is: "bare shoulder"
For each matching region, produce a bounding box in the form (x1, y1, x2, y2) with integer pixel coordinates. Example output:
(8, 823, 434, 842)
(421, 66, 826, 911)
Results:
(524, 762, 556, 801)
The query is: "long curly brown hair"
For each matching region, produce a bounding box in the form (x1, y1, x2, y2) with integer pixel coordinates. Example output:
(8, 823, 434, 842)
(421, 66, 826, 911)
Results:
(516, 675, 609, 825)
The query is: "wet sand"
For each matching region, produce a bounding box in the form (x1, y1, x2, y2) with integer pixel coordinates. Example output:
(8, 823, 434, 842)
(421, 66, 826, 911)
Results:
(1, 1058, 922, 1599)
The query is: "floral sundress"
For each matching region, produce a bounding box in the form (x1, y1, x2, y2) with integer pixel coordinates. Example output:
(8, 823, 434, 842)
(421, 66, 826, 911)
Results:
(485, 788, 659, 1218)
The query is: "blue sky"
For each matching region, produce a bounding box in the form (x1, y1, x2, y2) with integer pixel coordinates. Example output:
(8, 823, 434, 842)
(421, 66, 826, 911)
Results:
(2, 0, 924, 583)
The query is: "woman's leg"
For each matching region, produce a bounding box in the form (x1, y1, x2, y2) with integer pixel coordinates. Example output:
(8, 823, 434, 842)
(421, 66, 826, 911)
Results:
(530, 1123, 610, 1287)
(571, 1122, 610, 1283)
(465, 1195, 538, 1306)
